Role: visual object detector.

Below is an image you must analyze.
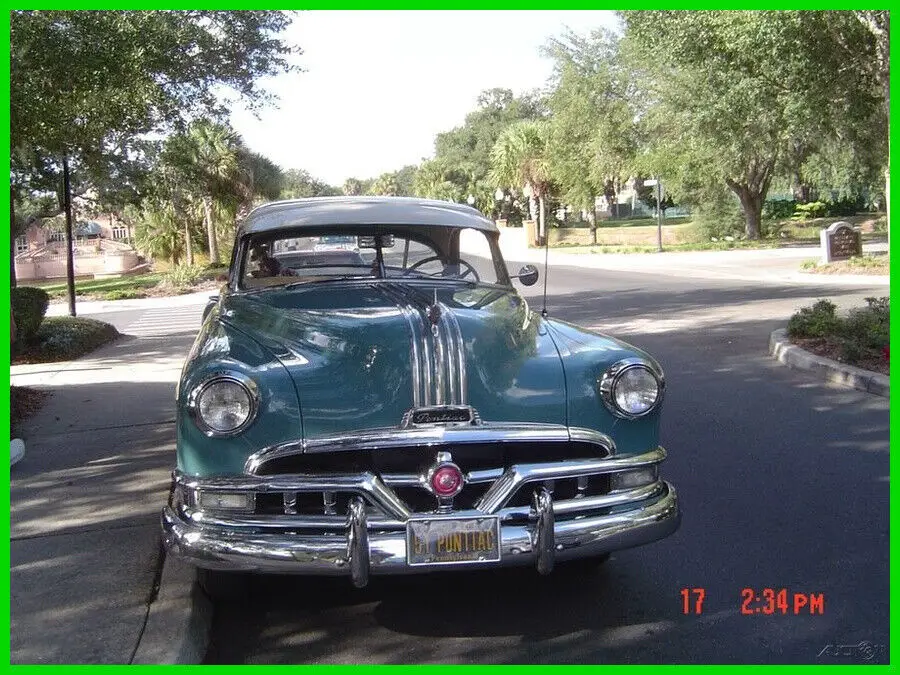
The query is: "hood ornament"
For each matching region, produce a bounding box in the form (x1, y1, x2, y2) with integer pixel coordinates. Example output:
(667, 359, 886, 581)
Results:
(427, 289, 441, 336)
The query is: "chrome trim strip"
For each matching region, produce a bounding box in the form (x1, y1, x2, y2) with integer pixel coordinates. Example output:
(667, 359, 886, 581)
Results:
(497, 481, 665, 519)
(180, 482, 665, 531)
(180, 471, 411, 521)
(397, 303, 423, 408)
(533, 488, 555, 575)
(184, 509, 405, 530)
(443, 303, 467, 405)
(381, 466, 503, 488)
(244, 424, 616, 473)
(411, 308, 434, 407)
(439, 309, 456, 404)
(161, 483, 680, 577)
(475, 447, 666, 514)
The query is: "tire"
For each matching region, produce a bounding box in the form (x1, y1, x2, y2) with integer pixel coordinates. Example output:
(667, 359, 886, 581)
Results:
(196, 568, 251, 602)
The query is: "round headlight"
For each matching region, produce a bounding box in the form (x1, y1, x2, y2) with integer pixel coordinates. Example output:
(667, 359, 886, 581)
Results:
(599, 359, 664, 419)
(190, 375, 259, 436)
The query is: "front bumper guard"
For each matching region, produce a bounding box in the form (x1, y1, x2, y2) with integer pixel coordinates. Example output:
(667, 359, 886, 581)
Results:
(162, 481, 680, 587)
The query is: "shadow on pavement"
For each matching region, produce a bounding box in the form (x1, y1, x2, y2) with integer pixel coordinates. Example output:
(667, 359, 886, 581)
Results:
(205, 283, 889, 665)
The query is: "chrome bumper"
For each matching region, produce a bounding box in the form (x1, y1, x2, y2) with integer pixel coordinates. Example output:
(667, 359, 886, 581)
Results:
(162, 481, 680, 586)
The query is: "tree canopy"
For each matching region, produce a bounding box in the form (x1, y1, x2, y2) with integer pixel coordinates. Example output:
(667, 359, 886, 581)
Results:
(621, 10, 886, 238)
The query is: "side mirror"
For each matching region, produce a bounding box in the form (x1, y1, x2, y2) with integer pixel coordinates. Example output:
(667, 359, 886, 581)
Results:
(512, 264, 539, 286)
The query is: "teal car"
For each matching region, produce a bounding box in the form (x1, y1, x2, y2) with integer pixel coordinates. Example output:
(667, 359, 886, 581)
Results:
(163, 197, 680, 597)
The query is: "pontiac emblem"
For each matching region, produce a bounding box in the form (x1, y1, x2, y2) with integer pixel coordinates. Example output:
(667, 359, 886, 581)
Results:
(405, 406, 475, 426)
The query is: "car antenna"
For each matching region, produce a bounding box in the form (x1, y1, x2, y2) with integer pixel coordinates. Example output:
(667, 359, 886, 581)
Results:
(540, 226, 550, 318)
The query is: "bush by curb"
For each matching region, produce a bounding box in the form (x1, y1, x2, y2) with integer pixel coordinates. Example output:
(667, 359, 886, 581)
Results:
(11, 286, 50, 342)
(13, 316, 121, 364)
(769, 328, 889, 398)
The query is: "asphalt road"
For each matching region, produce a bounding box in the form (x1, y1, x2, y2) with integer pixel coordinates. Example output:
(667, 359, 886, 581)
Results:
(70, 265, 890, 664)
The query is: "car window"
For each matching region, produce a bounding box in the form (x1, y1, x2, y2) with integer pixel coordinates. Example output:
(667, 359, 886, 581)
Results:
(240, 229, 505, 289)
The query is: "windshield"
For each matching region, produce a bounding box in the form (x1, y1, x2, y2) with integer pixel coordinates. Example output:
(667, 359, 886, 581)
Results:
(239, 226, 508, 290)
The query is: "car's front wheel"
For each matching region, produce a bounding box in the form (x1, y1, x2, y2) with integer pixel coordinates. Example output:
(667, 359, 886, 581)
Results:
(196, 568, 251, 602)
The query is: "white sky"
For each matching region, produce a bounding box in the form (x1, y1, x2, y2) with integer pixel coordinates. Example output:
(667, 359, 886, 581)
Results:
(229, 10, 619, 186)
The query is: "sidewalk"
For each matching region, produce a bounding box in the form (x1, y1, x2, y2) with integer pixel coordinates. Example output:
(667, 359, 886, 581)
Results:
(10, 331, 201, 663)
(497, 234, 889, 286)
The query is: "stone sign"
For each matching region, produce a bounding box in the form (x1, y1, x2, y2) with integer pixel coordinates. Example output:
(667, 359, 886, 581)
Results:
(820, 221, 862, 264)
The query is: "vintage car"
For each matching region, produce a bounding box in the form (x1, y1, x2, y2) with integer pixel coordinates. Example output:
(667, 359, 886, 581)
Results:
(162, 196, 680, 598)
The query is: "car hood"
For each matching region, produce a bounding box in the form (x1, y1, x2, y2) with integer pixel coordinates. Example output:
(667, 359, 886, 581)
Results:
(220, 282, 567, 438)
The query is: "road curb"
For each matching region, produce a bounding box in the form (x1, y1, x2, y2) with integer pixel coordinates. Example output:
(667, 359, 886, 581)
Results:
(769, 328, 889, 398)
(131, 547, 211, 664)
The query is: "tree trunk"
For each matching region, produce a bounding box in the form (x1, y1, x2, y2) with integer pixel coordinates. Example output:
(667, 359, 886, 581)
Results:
(885, 167, 890, 248)
(203, 196, 219, 265)
(184, 221, 194, 266)
(10, 186, 17, 289)
(62, 154, 77, 317)
(538, 195, 546, 244)
(736, 189, 762, 240)
(589, 200, 597, 246)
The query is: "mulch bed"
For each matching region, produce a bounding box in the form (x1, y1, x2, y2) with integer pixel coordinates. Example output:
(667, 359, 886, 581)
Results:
(11, 386, 51, 430)
(793, 337, 889, 376)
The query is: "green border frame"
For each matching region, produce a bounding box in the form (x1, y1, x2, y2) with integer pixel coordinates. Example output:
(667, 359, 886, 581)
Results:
(3, 7, 895, 669)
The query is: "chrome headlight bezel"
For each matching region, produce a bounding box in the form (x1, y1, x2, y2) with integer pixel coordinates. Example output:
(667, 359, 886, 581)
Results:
(187, 371, 260, 437)
(598, 358, 665, 419)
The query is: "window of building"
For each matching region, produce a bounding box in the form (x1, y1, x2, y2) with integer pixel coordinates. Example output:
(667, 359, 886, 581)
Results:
(15, 235, 27, 253)
(48, 230, 65, 242)
(112, 226, 129, 240)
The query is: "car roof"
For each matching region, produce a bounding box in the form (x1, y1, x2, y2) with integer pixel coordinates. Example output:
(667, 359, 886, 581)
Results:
(238, 196, 498, 235)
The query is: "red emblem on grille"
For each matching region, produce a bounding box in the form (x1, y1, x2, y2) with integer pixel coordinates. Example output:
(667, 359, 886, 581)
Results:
(430, 463, 464, 498)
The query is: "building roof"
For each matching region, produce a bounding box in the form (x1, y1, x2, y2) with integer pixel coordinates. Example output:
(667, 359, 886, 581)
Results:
(239, 196, 498, 235)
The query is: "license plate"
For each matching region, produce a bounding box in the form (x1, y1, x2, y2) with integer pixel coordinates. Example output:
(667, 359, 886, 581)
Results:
(406, 517, 501, 566)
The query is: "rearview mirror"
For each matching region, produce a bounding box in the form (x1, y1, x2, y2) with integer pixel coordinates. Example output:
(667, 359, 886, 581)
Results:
(512, 264, 539, 286)
(358, 234, 395, 249)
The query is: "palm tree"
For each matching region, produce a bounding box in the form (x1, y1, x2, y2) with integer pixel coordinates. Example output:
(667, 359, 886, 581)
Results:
(343, 178, 363, 196)
(413, 160, 461, 203)
(370, 172, 400, 196)
(490, 120, 553, 240)
(132, 201, 184, 266)
(181, 120, 241, 265)
(234, 150, 283, 220)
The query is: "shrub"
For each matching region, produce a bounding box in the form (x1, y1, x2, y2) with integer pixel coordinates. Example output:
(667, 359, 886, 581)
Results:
(788, 297, 889, 367)
(792, 202, 828, 220)
(35, 317, 120, 361)
(762, 199, 796, 220)
(841, 297, 889, 351)
(786, 299, 840, 338)
(11, 286, 50, 343)
(161, 264, 206, 287)
(825, 196, 865, 217)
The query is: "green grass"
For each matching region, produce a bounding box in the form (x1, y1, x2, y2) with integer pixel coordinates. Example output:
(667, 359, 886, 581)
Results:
(561, 216, 693, 230)
(554, 240, 788, 254)
(25, 266, 228, 301)
(800, 254, 890, 275)
(28, 274, 164, 298)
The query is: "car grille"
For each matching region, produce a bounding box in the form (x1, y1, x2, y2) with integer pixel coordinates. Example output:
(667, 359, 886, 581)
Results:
(249, 441, 613, 517)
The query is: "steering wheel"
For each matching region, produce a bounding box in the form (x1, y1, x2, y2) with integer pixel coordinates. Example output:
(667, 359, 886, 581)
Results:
(404, 256, 480, 282)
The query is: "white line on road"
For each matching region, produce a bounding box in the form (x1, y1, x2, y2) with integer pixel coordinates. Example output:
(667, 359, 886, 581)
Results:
(124, 305, 205, 337)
